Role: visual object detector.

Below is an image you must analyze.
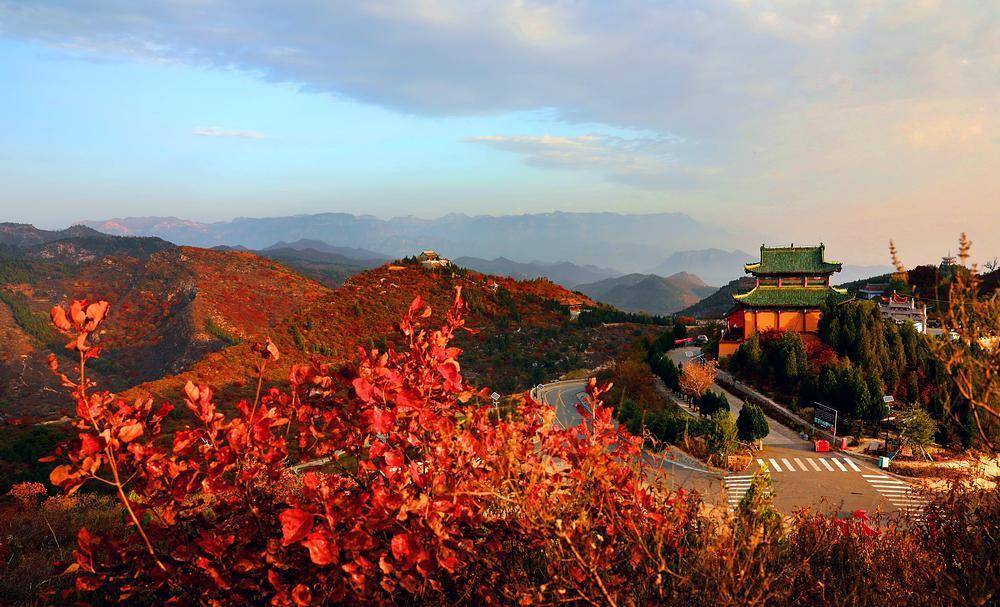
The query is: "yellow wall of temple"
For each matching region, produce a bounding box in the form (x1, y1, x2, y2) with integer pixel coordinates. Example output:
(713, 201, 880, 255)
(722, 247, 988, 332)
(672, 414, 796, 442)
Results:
(738, 309, 822, 340)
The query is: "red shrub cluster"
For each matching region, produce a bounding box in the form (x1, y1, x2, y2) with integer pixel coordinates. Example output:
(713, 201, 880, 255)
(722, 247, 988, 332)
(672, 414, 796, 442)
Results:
(43, 289, 703, 606)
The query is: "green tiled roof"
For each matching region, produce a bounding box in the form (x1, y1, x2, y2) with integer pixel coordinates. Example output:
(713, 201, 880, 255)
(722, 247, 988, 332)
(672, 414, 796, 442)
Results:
(733, 285, 852, 308)
(745, 244, 842, 275)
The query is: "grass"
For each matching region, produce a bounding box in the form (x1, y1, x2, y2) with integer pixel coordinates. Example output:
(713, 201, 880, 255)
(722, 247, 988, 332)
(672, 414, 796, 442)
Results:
(0, 493, 124, 606)
(204, 316, 241, 346)
(0, 290, 62, 349)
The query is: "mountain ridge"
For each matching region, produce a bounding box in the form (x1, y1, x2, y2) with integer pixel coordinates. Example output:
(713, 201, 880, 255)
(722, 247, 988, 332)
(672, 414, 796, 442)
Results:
(576, 271, 716, 315)
(80, 211, 749, 273)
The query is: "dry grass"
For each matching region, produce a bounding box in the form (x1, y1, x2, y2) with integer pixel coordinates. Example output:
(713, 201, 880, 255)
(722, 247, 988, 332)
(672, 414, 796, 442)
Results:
(0, 493, 123, 606)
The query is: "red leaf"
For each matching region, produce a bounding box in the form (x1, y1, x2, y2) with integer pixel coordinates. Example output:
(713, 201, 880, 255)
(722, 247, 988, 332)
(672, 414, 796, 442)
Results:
(50, 306, 72, 331)
(367, 407, 395, 434)
(384, 450, 404, 468)
(291, 584, 313, 606)
(118, 423, 144, 443)
(390, 533, 420, 563)
(184, 381, 200, 403)
(302, 531, 338, 565)
(80, 434, 102, 455)
(352, 377, 374, 402)
(280, 508, 314, 546)
(69, 300, 87, 329)
(50, 464, 73, 487)
(407, 296, 424, 317)
(437, 361, 461, 384)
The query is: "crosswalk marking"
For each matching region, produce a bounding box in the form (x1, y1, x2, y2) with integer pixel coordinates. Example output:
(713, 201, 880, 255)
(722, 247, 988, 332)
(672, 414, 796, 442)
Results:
(724, 475, 758, 510)
(752, 456, 871, 474)
(862, 474, 928, 518)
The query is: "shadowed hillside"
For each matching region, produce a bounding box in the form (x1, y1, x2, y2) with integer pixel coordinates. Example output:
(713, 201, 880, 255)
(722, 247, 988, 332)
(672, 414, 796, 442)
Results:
(576, 271, 716, 315)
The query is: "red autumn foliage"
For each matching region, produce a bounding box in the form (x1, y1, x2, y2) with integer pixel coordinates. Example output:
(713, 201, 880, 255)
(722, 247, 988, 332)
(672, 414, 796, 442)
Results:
(44, 287, 704, 606)
(38, 288, 1000, 606)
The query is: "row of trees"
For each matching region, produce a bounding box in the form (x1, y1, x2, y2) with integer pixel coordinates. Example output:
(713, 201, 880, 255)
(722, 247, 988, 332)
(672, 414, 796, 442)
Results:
(642, 328, 769, 458)
(726, 298, 975, 445)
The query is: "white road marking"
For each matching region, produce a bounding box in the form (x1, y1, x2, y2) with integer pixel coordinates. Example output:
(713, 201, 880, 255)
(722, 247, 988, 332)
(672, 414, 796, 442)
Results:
(861, 474, 928, 517)
(807, 458, 822, 471)
(832, 458, 848, 472)
(794, 458, 809, 471)
(756, 458, 768, 470)
(724, 475, 758, 510)
(769, 458, 783, 472)
(781, 458, 794, 471)
(844, 458, 862, 472)
(819, 458, 835, 471)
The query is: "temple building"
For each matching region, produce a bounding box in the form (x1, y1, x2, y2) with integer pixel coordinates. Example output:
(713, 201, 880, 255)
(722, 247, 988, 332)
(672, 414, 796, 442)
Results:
(719, 244, 853, 357)
(877, 292, 927, 333)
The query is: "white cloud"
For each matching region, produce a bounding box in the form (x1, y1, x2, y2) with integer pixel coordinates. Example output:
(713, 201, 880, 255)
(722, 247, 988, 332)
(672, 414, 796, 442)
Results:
(0, 1, 996, 258)
(468, 134, 719, 188)
(193, 126, 265, 140)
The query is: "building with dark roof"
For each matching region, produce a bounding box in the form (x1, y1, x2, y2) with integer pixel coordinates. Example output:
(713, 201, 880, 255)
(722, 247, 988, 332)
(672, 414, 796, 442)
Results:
(719, 244, 853, 357)
(878, 292, 927, 333)
(858, 283, 891, 300)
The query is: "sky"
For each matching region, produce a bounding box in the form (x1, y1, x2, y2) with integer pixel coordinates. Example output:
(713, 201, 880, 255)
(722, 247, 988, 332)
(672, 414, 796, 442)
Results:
(0, 0, 997, 265)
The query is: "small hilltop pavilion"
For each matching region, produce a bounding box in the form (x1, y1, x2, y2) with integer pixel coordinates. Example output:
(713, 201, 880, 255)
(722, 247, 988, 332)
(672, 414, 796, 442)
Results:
(718, 244, 853, 357)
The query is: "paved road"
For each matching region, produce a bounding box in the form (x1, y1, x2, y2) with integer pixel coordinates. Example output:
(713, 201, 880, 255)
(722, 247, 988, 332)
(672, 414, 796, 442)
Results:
(657, 347, 927, 518)
(535, 379, 723, 498)
(668, 347, 802, 446)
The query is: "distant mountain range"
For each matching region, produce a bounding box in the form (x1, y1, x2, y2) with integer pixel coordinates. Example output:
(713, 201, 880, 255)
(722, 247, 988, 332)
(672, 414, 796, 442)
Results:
(676, 277, 756, 319)
(81, 212, 752, 273)
(210, 239, 388, 288)
(576, 272, 717, 315)
(647, 249, 752, 286)
(834, 265, 896, 285)
(453, 256, 620, 289)
(0, 223, 619, 419)
(0, 222, 174, 264)
(264, 239, 391, 262)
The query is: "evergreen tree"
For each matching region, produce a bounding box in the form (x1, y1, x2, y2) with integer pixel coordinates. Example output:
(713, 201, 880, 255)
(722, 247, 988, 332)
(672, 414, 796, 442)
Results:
(899, 405, 937, 450)
(706, 409, 738, 462)
(736, 402, 769, 448)
(866, 375, 889, 425)
(698, 391, 730, 417)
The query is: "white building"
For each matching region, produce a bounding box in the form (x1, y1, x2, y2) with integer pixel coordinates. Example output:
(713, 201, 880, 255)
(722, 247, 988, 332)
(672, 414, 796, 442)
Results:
(417, 250, 451, 269)
(878, 292, 927, 333)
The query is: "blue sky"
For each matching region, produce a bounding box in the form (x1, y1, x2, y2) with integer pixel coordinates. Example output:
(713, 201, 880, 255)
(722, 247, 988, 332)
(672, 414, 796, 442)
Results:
(0, 1, 996, 264)
(1, 38, 636, 222)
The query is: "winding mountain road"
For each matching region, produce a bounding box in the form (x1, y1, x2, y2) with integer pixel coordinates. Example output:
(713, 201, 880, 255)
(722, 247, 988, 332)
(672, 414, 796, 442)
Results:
(666, 346, 926, 518)
(534, 379, 724, 500)
(537, 358, 928, 520)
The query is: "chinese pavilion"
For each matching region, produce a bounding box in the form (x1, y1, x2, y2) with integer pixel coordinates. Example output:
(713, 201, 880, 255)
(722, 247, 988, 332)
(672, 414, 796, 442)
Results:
(718, 244, 852, 357)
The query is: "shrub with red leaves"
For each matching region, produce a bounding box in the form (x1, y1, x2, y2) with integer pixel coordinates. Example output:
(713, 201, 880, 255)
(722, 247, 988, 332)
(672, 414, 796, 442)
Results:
(43, 289, 704, 606)
(39, 292, 1000, 606)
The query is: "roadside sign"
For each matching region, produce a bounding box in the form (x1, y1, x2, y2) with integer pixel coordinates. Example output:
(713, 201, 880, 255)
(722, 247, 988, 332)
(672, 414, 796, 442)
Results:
(490, 392, 501, 401)
(813, 402, 838, 437)
(883, 395, 894, 403)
